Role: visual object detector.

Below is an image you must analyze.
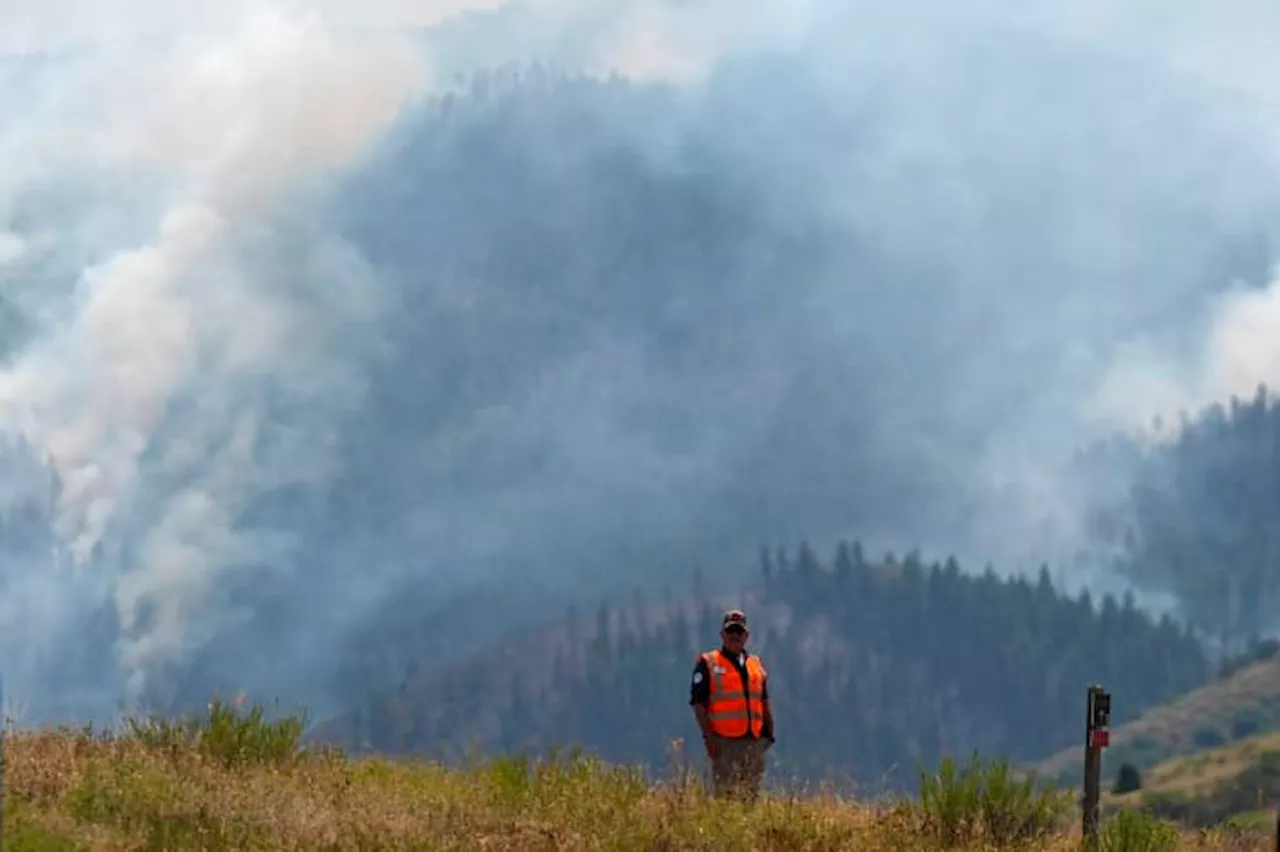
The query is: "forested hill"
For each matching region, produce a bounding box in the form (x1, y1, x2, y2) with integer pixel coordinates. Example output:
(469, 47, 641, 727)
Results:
(325, 543, 1210, 791)
(1079, 385, 1280, 656)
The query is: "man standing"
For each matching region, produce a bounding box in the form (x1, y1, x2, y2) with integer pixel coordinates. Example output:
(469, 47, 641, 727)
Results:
(689, 609, 774, 802)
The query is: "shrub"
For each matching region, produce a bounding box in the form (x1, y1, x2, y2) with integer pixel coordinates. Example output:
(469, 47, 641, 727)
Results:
(1230, 706, 1263, 739)
(123, 695, 308, 768)
(1191, 726, 1224, 749)
(916, 751, 1071, 847)
(1112, 762, 1142, 795)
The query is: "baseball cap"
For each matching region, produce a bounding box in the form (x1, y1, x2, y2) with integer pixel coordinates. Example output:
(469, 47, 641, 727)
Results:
(722, 609, 748, 630)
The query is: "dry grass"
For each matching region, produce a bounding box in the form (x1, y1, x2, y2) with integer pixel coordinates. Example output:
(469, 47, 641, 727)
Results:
(1098, 728, 1280, 832)
(1107, 732, 1280, 803)
(1, 703, 1277, 850)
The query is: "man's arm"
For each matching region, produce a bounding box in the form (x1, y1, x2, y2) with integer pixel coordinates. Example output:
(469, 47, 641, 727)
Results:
(693, 703, 713, 738)
(761, 675, 774, 741)
(689, 658, 715, 753)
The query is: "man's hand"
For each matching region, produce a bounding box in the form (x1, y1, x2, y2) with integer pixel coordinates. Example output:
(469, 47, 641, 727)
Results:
(703, 734, 718, 759)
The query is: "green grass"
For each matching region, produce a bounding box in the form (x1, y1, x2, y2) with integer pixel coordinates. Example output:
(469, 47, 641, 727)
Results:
(1094, 809, 1180, 851)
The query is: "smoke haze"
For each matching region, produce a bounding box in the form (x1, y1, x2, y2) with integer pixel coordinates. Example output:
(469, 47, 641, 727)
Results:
(2, 0, 1280, 723)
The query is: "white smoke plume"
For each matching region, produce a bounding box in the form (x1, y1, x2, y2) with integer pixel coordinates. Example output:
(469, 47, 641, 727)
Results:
(1206, 274, 1280, 398)
(0, 7, 429, 709)
(0, 0, 778, 721)
(1096, 268, 1280, 435)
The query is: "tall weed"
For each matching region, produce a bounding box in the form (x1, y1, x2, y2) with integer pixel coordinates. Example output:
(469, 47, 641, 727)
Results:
(124, 696, 307, 768)
(917, 751, 1071, 847)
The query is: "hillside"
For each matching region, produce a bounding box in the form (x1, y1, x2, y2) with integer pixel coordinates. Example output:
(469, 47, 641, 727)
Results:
(308, 384, 1280, 780)
(0, 701, 1265, 850)
(1103, 728, 1280, 830)
(318, 542, 1211, 791)
(1036, 652, 1280, 787)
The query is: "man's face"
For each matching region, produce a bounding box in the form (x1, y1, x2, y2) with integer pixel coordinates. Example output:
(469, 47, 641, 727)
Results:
(722, 624, 747, 653)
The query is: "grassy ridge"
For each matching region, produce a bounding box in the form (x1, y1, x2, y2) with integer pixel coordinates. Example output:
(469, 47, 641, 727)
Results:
(1035, 656, 1280, 787)
(1104, 730, 1280, 831)
(0, 700, 1270, 850)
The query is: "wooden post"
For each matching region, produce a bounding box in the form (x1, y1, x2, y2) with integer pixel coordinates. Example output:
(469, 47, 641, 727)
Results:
(1082, 683, 1110, 846)
(1082, 732, 1100, 842)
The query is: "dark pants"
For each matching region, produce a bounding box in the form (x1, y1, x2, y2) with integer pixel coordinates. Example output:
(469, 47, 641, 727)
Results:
(708, 734, 770, 802)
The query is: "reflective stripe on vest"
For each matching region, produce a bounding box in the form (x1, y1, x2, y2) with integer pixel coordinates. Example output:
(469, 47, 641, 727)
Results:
(701, 649, 766, 738)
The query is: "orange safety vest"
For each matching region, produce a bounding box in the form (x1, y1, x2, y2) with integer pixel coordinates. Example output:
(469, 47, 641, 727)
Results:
(700, 649, 767, 738)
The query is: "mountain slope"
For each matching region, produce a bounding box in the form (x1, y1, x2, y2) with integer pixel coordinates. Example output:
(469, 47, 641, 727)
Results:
(1036, 653, 1280, 787)
(1104, 728, 1280, 829)
(315, 542, 1211, 792)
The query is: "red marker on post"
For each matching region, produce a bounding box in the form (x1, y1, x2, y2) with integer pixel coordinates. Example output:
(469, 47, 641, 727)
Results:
(1082, 684, 1112, 845)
